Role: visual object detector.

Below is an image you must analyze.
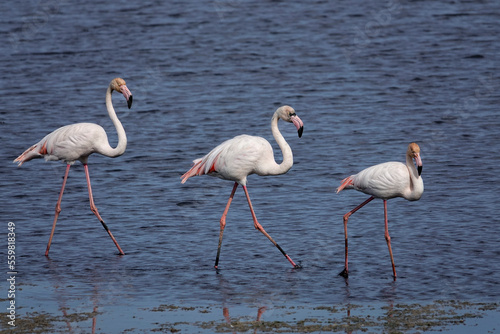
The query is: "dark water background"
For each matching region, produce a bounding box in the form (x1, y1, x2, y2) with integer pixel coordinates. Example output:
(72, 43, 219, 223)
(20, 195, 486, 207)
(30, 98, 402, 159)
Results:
(1, 0, 499, 332)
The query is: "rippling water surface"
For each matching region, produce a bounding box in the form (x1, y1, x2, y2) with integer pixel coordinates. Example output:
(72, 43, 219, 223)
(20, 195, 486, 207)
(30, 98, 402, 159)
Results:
(1, 0, 499, 332)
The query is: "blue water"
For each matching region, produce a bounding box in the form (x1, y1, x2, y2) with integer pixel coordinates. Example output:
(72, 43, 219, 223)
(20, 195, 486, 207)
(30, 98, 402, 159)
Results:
(1, 0, 499, 332)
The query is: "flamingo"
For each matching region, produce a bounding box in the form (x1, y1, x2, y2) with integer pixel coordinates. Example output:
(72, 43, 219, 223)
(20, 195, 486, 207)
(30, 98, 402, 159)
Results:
(181, 105, 304, 269)
(13, 78, 133, 256)
(336, 142, 424, 278)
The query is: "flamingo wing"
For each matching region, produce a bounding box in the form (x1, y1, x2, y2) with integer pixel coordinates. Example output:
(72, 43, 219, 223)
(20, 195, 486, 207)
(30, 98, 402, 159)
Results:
(14, 123, 107, 166)
(181, 135, 271, 184)
(350, 161, 410, 199)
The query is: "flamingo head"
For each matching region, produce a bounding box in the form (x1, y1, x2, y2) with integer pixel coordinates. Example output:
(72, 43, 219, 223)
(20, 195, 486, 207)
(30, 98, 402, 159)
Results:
(276, 105, 304, 138)
(110, 78, 133, 109)
(408, 142, 422, 176)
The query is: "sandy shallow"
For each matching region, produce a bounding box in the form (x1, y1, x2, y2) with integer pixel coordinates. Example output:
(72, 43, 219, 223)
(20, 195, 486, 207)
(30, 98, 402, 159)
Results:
(2, 298, 498, 333)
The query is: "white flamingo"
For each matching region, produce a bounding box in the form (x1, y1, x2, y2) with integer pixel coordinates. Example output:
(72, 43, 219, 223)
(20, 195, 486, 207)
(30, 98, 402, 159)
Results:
(181, 105, 304, 269)
(336, 142, 424, 278)
(14, 78, 133, 256)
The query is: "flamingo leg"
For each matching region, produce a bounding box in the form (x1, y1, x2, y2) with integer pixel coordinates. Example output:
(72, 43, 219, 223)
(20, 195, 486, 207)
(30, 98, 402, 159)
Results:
(91, 305, 97, 334)
(256, 306, 266, 321)
(222, 307, 230, 324)
(384, 200, 397, 279)
(215, 182, 238, 269)
(84, 164, 125, 255)
(242, 185, 301, 269)
(339, 196, 375, 277)
(45, 164, 71, 256)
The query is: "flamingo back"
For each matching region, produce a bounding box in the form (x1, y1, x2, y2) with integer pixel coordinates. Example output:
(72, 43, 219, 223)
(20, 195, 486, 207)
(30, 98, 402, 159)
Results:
(340, 161, 413, 200)
(181, 135, 275, 185)
(14, 123, 108, 166)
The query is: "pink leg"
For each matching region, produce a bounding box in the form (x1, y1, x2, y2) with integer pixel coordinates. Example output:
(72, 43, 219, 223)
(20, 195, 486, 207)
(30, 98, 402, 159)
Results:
(339, 196, 375, 277)
(84, 164, 125, 255)
(256, 306, 266, 321)
(384, 200, 397, 279)
(242, 186, 301, 269)
(222, 307, 230, 324)
(215, 182, 238, 269)
(45, 164, 71, 256)
(91, 305, 97, 334)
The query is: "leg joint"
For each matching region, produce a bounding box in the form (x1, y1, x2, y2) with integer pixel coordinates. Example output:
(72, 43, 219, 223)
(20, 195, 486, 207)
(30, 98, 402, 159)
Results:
(100, 220, 109, 232)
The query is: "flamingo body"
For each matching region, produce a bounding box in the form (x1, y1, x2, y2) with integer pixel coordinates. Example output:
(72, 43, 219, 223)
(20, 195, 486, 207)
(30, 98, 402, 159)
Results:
(338, 161, 423, 201)
(16, 123, 115, 165)
(182, 134, 283, 186)
(14, 78, 132, 256)
(181, 105, 304, 269)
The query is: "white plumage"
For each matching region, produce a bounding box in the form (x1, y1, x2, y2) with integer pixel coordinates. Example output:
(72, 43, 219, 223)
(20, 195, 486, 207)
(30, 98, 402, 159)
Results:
(340, 160, 423, 201)
(185, 134, 282, 185)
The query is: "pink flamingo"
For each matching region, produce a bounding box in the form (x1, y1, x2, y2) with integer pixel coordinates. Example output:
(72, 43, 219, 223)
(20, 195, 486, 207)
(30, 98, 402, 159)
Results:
(336, 142, 424, 278)
(14, 78, 132, 256)
(181, 105, 304, 269)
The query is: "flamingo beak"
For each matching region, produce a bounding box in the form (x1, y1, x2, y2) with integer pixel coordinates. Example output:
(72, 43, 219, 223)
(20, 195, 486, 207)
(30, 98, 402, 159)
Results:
(415, 153, 422, 176)
(291, 115, 304, 138)
(127, 95, 133, 109)
(120, 85, 133, 109)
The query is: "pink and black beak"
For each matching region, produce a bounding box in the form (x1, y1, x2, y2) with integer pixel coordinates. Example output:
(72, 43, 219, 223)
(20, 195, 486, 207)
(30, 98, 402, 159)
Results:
(291, 114, 304, 138)
(415, 153, 423, 176)
(120, 85, 133, 109)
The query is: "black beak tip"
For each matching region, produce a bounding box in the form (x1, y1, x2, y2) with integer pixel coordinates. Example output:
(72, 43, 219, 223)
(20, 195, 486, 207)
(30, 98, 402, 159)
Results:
(298, 126, 303, 138)
(417, 165, 422, 176)
(127, 95, 133, 109)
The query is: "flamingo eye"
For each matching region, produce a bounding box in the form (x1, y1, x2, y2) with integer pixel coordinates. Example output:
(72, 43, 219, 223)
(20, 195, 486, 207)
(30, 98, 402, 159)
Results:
(289, 112, 296, 117)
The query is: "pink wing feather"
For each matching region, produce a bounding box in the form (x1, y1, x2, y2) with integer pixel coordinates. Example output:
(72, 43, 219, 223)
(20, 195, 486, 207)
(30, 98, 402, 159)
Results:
(336, 176, 354, 193)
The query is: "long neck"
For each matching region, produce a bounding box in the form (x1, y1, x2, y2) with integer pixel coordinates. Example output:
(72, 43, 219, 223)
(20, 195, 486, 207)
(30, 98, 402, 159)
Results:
(406, 152, 422, 195)
(406, 153, 419, 180)
(405, 152, 424, 200)
(102, 86, 127, 157)
(268, 114, 294, 175)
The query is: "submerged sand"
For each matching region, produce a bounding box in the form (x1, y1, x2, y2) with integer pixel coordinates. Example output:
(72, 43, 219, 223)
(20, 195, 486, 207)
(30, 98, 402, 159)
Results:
(1, 300, 498, 333)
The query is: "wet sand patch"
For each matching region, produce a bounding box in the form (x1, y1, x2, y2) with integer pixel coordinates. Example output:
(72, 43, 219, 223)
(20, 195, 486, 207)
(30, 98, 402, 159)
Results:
(1, 300, 498, 333)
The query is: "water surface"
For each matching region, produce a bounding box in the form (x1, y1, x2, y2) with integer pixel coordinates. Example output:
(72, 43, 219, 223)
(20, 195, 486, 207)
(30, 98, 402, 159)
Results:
(1, 0, 499, 332)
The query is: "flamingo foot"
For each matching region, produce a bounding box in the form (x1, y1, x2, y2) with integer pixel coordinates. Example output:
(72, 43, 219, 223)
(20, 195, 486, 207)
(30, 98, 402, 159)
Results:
(285, 254, 302, 269)
(339, 268, 349, 277)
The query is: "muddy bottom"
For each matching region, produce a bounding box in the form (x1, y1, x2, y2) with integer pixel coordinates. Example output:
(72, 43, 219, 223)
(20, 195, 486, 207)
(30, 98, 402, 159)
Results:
(1, 300, 498, 333)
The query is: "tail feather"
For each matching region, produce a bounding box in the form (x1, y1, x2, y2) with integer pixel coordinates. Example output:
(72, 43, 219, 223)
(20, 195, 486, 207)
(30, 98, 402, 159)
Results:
(180, 159, 204, 184)
(13, 144, 40, 166)
(336, 176, 354, 193)
(181, 152, 221, 184)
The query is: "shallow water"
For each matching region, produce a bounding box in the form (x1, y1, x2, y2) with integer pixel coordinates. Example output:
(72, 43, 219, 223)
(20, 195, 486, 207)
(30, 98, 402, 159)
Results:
(1, 0, 499, 332)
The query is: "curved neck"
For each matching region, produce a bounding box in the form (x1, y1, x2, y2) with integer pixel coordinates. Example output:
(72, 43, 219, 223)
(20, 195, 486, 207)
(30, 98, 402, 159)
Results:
(102, 86, 127, 157)
(405, 151, 424, 200)
(406, 153, 419, 182)
(269, 113, 293, 175)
